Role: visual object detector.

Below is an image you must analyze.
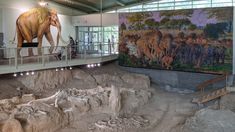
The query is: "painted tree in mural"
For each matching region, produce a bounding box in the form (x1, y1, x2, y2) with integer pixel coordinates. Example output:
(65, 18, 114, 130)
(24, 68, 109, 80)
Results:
(204, 23, 228, 39)
(206, 8, 233, 33)
(127, 12, 152, 30)
(188, 24, 197, 31)
(202, 8, 233, 39)
(144, 18, 159, 29)
(160, 10, 193, 30)
(160, 10, 193, 18)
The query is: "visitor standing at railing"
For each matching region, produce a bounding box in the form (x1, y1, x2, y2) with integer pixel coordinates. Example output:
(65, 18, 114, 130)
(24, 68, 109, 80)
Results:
(111, 35, 115, 53)
(68, 36, 76, 58)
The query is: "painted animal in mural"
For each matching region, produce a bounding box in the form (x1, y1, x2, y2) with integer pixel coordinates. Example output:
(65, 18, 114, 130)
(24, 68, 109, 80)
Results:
(135, 30, 163, 61)
(121, 28, 230, 70)
(16, 7, 62, 56)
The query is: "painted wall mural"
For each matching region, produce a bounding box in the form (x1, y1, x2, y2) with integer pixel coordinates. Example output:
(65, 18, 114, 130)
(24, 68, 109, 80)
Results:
(119, 7, 233, 74)
(16, 7, 61, 56)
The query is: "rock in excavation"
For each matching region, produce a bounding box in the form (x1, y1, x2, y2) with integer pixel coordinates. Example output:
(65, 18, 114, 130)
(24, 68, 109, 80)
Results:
(182, 108, 235, 132)
(20, 94, 36, 104)
(109, 85, 121, 116)
(121, 73, 150, 89)
(93, 74, 124, 87)
(72, 69, 97, 89)
(2, 118, 24, 132)
(17, 69, 73, 92)
(220, 93, 235, 112)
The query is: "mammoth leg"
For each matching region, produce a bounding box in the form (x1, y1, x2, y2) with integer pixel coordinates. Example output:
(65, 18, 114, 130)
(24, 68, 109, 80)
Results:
(37, 35, 43, 56)
(45, 31, 55, 54)
(16, 26, 23, 57)
(37, 26, 45, 56)
(19, 24, 34, 56)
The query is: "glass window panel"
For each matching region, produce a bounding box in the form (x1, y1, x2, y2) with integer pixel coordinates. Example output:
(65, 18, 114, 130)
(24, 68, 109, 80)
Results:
(175, 5, 192, 9)
(193, 3, 211, 8)
(129, 9, 142, 12)
(193, 0, 211, 5)
(111, 26, 118, 31)
(213, 0, 232, 2)
(175, 0, 189, 1)
(143, 8, 158, 11)
(104, 27, 111, 31)
(212, 3, 232, 7)
(129, 5, 142, 9)
(159, 0, 174, 3)
(159, 3, 174, 7)
(92, 27, 99, 31)
(175, 1, 192, 6)
(143, 4, 158, 8)
(159, 7, 174, 10)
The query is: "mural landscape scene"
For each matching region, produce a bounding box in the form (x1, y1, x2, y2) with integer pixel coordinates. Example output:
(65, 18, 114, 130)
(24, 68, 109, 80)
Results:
(119, 7, 233, 74)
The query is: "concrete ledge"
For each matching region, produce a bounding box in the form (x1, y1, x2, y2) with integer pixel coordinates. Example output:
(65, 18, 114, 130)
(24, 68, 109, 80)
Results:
(120, 66, 228, 91)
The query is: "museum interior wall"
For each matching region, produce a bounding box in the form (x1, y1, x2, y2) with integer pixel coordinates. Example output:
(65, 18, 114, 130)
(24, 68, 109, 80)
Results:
(72, 13, 119, 27)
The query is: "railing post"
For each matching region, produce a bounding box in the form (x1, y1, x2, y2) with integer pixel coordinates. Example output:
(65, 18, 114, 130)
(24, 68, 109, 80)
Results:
(84, 45, 87, 59)
(42, 47, 45, 66)
(65, 46, 68, 64)
(15, 48, 18, 69)
(70, 46, 72, 61)
(100, 43, 103, 57)
(20, 48, 23, 65)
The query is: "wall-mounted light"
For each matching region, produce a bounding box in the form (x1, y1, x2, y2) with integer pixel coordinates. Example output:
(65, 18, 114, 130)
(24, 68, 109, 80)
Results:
(39, 0, 48, 7)
(69, 67, 72, 70)
(31, 71, 35, 75)
(20, 73, 24, 76)
(13, 73, 17, 77)
(87, 64, 91, 68)
(56, 68, 59, 72)
(61, 68, 64, 71)
(26, 72, 30, 76)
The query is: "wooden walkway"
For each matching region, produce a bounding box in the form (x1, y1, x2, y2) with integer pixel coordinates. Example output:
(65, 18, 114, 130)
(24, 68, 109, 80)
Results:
(193, 74, 230, 105)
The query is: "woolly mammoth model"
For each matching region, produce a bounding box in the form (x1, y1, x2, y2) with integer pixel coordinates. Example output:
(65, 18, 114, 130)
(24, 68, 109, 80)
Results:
(16, 7, 61, 56)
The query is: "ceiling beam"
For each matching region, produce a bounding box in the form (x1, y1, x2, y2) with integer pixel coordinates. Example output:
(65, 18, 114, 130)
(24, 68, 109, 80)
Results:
(63, 0, 99, 12)
(103, 0, 158, 12)
(48, 0, 88, 14)
(116, 0, 125, 6)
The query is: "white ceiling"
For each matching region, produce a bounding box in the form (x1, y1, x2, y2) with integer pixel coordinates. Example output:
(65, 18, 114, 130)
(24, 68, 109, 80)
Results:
(0, 0, 86, 16)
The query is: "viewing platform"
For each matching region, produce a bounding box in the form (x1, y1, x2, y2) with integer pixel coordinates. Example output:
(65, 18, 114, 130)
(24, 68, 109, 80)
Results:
(0, 44, 118, 74)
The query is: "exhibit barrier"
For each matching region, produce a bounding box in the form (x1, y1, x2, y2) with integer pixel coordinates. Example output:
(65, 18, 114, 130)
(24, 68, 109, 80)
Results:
(0, 43, 119, 74)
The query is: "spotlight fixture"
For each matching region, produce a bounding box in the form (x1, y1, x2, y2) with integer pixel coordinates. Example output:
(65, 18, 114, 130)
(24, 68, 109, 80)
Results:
(97, 63, 101, 67)
(56, 68, 59, 72)
(31, 71, 35, 75)
(91, 64, 94, 68)
(20, 73, 23, 76)
(69, 67, 72, 70)
(13, 73, 17, 77)
(26, 72, 30, 76)
(87, 64, 91, 68)
(39, 0, 48, 7)
(94, 64, 97, 67)
(61, 68, 64, 71)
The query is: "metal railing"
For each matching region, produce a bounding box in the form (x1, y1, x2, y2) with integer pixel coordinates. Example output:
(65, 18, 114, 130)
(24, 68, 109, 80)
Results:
(0, 43, 119, 74)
